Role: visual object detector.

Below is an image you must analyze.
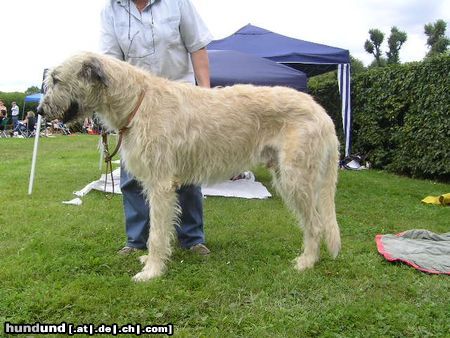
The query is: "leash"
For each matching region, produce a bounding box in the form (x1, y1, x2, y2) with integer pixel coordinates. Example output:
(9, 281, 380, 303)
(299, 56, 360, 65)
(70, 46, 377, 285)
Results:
(101, 88, 146, 198)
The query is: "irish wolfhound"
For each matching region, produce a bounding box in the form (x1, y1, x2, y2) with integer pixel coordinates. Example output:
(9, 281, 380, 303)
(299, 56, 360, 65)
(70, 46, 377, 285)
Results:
(38, 52, 341, 282)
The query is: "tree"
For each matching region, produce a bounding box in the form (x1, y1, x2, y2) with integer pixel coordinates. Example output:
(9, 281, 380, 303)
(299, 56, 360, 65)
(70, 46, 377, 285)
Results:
(350, 55, 366, 75)
(368, 58, 387, 69)
(365, 27, 408, 66)
(25, 86, 40, 95)
(364, 29, 384, 66)
(386, 26, 407, 64)
(424, 19, 450, 57)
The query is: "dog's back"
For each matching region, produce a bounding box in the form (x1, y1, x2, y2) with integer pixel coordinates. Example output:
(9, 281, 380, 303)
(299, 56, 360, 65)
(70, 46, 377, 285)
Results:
(137, 82, 338, 184)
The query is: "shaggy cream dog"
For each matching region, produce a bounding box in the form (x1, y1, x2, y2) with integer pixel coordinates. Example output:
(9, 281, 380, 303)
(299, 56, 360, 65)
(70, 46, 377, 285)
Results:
(38, 52, 341, 282)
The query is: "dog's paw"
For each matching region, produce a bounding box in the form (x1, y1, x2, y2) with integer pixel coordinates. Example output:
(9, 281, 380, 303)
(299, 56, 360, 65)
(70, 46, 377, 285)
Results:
(293, 254, 317, 271)
(138, 255, 148, 265)
(132, 268, 164, 282)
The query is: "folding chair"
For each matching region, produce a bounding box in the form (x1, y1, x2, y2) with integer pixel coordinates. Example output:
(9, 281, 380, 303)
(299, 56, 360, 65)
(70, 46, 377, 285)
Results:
(24, 122, 40, 138)
(56, 121, 71, 135)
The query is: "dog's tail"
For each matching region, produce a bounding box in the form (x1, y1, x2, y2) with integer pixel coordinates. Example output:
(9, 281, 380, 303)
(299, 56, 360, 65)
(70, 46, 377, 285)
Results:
(319, 134, 341, 259)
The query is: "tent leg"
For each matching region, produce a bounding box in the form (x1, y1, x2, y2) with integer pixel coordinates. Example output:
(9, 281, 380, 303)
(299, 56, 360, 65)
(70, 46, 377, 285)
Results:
(338, 64, 352, 157)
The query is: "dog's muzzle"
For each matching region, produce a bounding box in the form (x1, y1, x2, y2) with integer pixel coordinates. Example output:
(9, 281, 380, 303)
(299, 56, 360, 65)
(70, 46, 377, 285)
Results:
(37, 104, 44, 116)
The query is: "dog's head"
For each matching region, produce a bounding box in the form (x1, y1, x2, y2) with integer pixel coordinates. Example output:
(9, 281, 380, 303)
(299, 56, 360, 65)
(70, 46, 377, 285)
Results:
(37, 52, 109, 123)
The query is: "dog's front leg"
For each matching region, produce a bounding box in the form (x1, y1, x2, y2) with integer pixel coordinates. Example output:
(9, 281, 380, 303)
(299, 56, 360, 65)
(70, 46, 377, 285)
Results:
(132, 182, 179, 282)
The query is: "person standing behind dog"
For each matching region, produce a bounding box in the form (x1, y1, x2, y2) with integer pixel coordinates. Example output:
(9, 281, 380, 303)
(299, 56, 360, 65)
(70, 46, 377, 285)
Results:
(100, 0, 213, 255)
(11, 102, 20, 130)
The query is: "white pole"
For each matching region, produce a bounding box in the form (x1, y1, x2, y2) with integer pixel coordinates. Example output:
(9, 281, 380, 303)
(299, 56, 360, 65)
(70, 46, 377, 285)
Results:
(98, 135, 104, 170)
(28, 114, 42, 195)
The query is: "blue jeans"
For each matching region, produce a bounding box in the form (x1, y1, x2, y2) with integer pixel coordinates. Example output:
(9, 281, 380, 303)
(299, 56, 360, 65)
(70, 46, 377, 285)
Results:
(120, 166, 205, 249)
(12, 116, 19, 130)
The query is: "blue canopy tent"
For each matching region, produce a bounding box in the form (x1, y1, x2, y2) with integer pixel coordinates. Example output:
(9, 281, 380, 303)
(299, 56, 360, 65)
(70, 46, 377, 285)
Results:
(208, 24, 352, 156)
(209, 50, 307, 92)
(25, 93, 43, 103)
(23, 93, 43, 119)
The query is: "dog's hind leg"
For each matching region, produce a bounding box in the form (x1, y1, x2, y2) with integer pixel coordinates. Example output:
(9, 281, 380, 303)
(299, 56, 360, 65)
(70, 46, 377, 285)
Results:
(279, 169, 323, 271)
(132, 181, 179, 282)
(274, 128, 324, 271)
(317, 138, 340, 259)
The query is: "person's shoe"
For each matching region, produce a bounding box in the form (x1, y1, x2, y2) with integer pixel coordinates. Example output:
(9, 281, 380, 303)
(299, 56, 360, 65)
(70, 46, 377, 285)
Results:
(117, 246, 142, 255)
(189, 243, 211, 256)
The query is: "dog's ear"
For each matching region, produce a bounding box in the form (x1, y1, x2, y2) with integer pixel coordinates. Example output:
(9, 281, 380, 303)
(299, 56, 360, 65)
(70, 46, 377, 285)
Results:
(79, 57, 109, 87)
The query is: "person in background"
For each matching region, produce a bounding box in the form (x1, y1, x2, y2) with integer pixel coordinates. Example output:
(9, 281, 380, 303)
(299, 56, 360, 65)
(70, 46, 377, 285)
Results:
(23, 111, 36, 132)
(12, 111, 35, 136)
(0, 109, 7, 133)
(100, 0, 213, 255)
(83, 117, 93, 133)
(0, 100, 7, 116)
(11, 102, 20, 129)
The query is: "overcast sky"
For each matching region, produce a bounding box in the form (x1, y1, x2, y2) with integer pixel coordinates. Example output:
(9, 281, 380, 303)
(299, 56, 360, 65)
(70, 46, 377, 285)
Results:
(0, 0, 448, 92)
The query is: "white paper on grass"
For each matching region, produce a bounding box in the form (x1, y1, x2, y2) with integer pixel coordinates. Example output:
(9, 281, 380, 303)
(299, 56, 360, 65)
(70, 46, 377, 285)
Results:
(62, 197, 83, 206)
(74, 168, 271, 199)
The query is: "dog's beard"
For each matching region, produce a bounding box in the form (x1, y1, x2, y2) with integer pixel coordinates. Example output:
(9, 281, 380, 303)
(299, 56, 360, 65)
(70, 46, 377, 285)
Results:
(62, 100, 80, 123)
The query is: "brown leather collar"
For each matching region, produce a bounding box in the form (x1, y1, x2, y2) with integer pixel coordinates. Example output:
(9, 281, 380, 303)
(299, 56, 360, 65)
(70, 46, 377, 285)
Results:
(101, 88, 146, 197)
(117, 87, 147, 135)
(102, 88, 146, 162)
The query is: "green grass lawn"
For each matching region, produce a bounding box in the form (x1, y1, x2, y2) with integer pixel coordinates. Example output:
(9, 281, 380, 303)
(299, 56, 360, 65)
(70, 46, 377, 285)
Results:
(1, 135, 449, 337)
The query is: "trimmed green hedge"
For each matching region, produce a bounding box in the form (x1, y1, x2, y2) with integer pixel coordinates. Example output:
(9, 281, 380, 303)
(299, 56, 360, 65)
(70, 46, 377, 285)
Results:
(307, 77, 344, 146)
(309, 55, 450, 181)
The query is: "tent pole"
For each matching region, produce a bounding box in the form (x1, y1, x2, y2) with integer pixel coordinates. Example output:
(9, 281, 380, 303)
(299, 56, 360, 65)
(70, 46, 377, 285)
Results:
(28, 114, 43, 195)
(338, 64, 352, 157)
(22, 99, 26, 120)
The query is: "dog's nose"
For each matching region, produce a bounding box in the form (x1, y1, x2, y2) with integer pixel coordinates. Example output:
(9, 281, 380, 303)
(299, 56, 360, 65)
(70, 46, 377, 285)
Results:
(37, 105, 44, 116)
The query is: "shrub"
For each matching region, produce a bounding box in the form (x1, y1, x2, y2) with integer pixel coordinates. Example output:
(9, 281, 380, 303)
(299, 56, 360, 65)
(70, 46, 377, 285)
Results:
(308, 77, 344, 146)
(309, 55, 450, 181)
